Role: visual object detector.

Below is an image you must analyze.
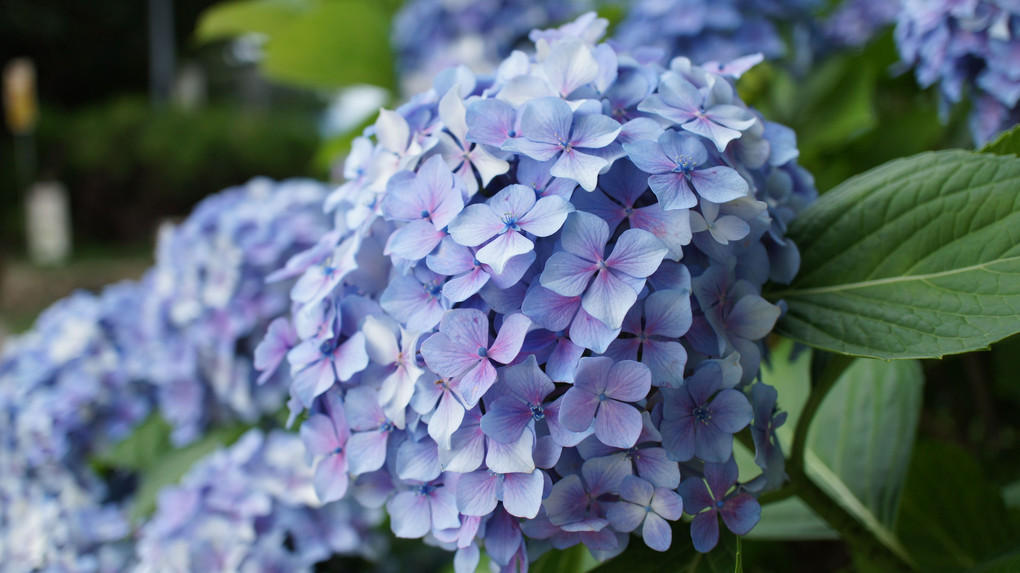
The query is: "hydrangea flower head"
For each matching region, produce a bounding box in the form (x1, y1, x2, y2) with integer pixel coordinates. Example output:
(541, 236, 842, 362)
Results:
(268, 11, 816, 564)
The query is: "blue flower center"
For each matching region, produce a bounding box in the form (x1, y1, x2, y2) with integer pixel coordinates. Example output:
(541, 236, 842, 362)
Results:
(332, 446, 343, 455)
(672, 155, 696, 174)
(415, 483, 436, 496)
(420, 209, 430, 219)
(598, 392, 608, 402)
(715, 500, 725, 509)
(530, 403, 545, 421)
(319, 338, 337, 355)
(380, 420, 395, 433)
(477, 347, 488, 357)
(501, 212, 521, 232)
(693, 405, 712, 425)
(423, 281, 443, 299)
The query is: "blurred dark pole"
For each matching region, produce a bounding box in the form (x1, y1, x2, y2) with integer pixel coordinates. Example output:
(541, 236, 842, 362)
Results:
(148, 0, 176, 106)
(3, 59, 37, 194)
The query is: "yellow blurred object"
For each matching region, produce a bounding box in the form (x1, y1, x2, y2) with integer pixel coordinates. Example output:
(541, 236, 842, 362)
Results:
(3, 58, 38, 135)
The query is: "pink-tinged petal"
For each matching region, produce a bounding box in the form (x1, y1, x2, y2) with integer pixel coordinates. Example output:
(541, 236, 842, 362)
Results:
(300, 414, 341, 456)
(551, 148, 609, 192)
(426, 238, 475, 276)
(291, 359, 336, 408)
(475, 230, 534, 275)
(642, 339, 688, 388)
(517, 195, 574, 237)
(539, 252, 597, 297)
(634, 448, 681, 489)
(428, 389, 465, 451)
(502, 470, 544, 519)
(648, 172, 698, 210)
(522, 285, 579, 331)
(690, 166, 749, 204)
(708, 214, 750, 244)
(570, 113, 622, 149)
(623, 140, 678, 174)
(481, 396, 533, 444)
(727, 295, 781, 341)
(650, 488, 684, 521)
(594, 400, 642, 448)
(690, 510, 720, 553)
(488, 313, 532, 364)
(486, 428, 536, 474)
(488, 184, 537, 219)
(466, 98, 517, 147)
(606, 228, 668, 278)
(457, 471, 501, 516)
(642, 513, 673, 551)
(439, 308, 490, 349)
(421, 333, 481, 379)
(440, 423, 485, 473)
(582, 268, 640, 329)
(682, 117, 742, 152)
(644, 289, 692, 338)
(560, 211, 610, 261)
(710, 389, 753, 433)
(332, 333, 369, 382)
(608, 501, 646, 532)
(542, 39, 600, 97)
(558, 387, 599, 433)
(544, 397, 593, 447)
(545, 337, 584, 383)
(385, 220, 445, 260)
(387, 491, 431, 539)
(396, 439, 441, 482)
(630, 205, 691, 261)
(347, 430, 388, 476)
(443, 268, 490, 303)
(361, 315, 399, 365)
(569, 309, 621, 354)
(457, 359, 498, 408)
(314, 454, 349, 503)
(604, 337, 641, 363)
(448, 204, 504, 247)
(520, 96, 573, 147)
(720, 494, 761, 535)
(254, 317, 296, 385)
(607, 360, 652, 402)
(619, 474, 655, 505)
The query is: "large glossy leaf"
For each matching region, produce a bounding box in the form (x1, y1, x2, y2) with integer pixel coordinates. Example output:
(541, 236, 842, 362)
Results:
(896, 443, 1016, 572)
(751, 340, 921, 551)
(769, 150, 1020, 359)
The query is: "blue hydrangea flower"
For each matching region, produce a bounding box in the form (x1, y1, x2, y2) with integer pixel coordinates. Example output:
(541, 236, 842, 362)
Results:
(677, 456, 761, 552)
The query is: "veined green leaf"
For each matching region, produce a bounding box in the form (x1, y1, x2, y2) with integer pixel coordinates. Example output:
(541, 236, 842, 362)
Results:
(769, 150, 1020, 359)
(981, 124, 1020, 157)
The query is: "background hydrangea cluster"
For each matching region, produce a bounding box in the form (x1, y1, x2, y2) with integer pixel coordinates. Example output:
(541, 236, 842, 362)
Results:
(273, 13, 816, 567)
(895, 0, 1020, 145)
(0, 179, 381, 572)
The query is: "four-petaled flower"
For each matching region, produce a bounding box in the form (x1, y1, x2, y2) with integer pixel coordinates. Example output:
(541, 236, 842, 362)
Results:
(559, 357, 652, 449)
(677, 457, 761, 552)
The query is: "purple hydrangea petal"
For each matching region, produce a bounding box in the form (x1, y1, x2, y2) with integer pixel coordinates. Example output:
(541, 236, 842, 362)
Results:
(540, 251, 598, 297)
(642, 512, 673, 551)
(457, 471, 501, 516)
(720, 493, 761, 535)
(502, 470, 544, 518)
(689, 510, 721, 553)
(560, 211, 610, 261)
(448, 204, 505, 247)
(594, 400, 642, 449)
(606, 360, 652, 402)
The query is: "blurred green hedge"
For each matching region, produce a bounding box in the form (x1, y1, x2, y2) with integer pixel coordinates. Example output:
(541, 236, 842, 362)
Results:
(1, 97, 320, 249)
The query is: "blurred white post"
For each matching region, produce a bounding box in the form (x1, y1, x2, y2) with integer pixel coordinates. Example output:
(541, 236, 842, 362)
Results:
(25, 181, 72, 265)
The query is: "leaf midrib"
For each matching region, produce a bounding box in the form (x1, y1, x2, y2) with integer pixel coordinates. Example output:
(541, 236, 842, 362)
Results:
(769, 255, 1020, 298)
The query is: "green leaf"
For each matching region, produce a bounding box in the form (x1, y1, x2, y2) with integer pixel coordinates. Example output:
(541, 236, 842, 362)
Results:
(965, 547, 1020, 573)
(531, 544, 596, 573)
(93, 414, 171, 471)
(747, 497, 837, 540)
(804, 357, 922, 561)
(589, 532, 738, 573)
(261, 1, 395, 90)
(769, 150, 1020, 359)
(896, 442, 1016, 572)
(130, 424, 248, 520)
(195, 0, 311, 42)
(981, 124, 1020, 157)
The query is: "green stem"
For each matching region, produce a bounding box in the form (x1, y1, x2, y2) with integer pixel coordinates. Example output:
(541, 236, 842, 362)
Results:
(788, 352, 855, 478)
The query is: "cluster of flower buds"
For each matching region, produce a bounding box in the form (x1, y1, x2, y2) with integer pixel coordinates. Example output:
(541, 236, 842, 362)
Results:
(271, 13, 816, 568)
(895, 0, 1020, 144)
